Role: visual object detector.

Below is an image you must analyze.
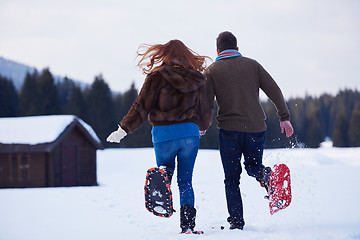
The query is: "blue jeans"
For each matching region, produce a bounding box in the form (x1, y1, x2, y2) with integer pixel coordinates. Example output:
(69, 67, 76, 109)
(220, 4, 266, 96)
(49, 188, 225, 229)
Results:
(219, 129, 266, 221)
(154, 136, 200, 207)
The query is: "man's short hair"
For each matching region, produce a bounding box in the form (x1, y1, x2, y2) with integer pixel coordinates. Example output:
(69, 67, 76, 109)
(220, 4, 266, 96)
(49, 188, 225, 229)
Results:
(216, 31, 237, 52)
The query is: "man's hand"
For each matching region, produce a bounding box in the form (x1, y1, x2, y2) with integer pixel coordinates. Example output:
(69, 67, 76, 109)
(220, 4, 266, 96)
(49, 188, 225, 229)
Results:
(280, 121, 294, 138)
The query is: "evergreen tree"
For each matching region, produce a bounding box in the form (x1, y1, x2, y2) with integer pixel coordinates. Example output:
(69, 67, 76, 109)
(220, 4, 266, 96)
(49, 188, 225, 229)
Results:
(304, 112, 323, 148)
(36, 68, 60, 115)
(318, 94, 332, 137)
(119, 82, 138, 119)
(86, 74, 117, 147)
(66, 85, 87, 120)
(0, 75, 18, 117)
(113, 93, 123, 122)
(304, 101, 325, 148)
(332, 111, 349, 147)
(287, 98, 307, 146)
(19, 71, 39, 116)
(263, 100, 283, 148)
(329, 89, 358, 137)
(348, 102, 360, 147)
(57, 77, 75, 114)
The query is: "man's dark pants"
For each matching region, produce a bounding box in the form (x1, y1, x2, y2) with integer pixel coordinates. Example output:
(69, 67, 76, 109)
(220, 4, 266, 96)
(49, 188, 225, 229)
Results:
(218, 129, 266, 225)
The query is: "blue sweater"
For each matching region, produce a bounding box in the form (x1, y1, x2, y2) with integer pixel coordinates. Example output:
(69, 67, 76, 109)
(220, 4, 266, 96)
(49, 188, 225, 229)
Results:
(151, 122, 200, 144)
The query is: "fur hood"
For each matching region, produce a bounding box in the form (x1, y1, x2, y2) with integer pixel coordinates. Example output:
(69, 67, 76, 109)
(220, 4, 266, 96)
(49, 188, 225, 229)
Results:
(157, 65, 205, 93)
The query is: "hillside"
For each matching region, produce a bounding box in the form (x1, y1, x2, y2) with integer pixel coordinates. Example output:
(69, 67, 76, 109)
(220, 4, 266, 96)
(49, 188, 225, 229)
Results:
(0, 56, 86, 90)
(0, 56, 37, 90)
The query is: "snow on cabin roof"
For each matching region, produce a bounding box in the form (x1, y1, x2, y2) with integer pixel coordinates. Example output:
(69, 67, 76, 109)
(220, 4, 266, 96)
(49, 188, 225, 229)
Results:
(0, 115, 101, 145)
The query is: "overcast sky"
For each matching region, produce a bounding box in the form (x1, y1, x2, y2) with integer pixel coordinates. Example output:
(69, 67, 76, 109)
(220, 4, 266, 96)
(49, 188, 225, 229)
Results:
(1, 0, 359, 98)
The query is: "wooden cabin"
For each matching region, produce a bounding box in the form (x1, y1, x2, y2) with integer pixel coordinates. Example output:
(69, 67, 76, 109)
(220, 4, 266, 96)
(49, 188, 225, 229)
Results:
(0, 115, 103, 188)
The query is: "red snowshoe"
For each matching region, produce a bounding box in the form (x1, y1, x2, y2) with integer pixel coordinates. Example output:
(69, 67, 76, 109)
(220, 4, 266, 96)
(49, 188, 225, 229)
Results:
(268, 164, 292, 215)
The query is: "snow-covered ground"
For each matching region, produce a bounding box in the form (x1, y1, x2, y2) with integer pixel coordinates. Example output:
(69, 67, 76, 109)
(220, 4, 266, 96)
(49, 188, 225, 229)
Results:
(1, 146, 360, 240)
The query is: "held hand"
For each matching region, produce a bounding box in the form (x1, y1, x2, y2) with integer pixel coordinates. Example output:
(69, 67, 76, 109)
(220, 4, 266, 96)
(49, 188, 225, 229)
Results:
(280, 121, 294, 138)
(106, 125, 127, 143)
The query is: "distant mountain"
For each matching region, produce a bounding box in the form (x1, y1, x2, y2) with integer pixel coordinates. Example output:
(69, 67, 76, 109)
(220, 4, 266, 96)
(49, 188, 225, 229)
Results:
(0, 57, 37, 90)
(0, 56, 88, 90)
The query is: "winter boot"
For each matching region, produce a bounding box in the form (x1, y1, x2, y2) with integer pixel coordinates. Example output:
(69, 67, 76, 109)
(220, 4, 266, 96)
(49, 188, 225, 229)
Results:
(180, 205, 196, 233)
(227, 216, 245, 230)
(159, 165, 173, 183)
(256, 166, 272, 193)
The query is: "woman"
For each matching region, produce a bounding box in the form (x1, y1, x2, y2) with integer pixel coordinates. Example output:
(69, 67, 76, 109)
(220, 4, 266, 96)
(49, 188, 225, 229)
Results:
(106, 39, 212, 233)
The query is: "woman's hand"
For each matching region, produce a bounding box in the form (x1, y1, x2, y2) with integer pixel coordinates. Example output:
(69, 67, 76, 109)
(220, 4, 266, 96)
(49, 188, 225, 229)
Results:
(106, 125, 127, 143)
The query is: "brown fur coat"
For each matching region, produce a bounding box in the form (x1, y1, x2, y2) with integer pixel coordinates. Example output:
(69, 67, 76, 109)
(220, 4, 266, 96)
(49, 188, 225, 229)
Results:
(120, 65, 212, 133)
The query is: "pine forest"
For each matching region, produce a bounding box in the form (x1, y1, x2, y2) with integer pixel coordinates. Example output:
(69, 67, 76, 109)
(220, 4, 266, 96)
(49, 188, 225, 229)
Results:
(1, 69, 359, 149)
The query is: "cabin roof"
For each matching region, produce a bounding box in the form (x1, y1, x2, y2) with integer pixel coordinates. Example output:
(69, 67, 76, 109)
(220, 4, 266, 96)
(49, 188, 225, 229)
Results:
(0, 115, 102, 150)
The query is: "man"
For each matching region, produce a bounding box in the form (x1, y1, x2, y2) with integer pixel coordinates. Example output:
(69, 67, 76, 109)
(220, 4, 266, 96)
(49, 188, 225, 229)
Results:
(204, 31, 294, 230)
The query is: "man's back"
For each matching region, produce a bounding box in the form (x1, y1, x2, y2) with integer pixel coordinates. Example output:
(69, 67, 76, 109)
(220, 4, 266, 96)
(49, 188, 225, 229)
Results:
(205, 56, 289, 133)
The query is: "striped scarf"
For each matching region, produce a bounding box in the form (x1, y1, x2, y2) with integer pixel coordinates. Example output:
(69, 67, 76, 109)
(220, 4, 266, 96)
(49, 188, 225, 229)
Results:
(215, 49, 242, 62)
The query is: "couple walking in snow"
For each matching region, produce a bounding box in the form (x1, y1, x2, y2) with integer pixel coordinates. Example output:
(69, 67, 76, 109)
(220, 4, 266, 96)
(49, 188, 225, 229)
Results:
(107, 31, 294, 233)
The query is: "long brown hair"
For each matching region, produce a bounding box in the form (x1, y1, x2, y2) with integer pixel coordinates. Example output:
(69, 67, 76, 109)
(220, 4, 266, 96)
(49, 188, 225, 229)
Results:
(136, 39, 210, 74)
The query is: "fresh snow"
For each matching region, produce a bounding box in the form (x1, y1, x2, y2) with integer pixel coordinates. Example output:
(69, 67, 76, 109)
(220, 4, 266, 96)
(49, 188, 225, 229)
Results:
(1, 146, 360, 240)
(0, 115, 101, 144)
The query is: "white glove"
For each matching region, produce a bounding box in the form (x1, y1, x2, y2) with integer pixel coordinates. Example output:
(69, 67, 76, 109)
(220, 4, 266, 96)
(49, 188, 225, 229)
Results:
(106, 125, 127, 143)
